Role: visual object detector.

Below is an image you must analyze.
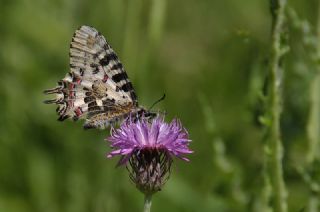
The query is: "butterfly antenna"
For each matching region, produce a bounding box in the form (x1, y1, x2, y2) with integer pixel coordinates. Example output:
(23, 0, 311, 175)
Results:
(149, 94, 166, 110)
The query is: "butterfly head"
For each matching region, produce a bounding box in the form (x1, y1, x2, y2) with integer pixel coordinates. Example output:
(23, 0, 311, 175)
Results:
(136, 108, 157, 121)
(135, 94, 166, 121)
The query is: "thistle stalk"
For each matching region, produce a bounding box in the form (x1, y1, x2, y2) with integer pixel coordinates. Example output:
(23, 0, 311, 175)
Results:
(266, 0, 288, 211)
(143, 194, 152, 212)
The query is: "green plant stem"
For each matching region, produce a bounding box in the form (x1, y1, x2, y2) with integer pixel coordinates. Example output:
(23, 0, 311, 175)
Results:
(307, 0, 320, 164)
(308, 196, 319, 212)
(148, 0, 167, 46)
(267, 0, 288, 212)
(144, 194, 152, 212)
(140, 0, 167, 98)
(122, 0, 143, 81)
(307, 74, 320, 163)
(306, 2, 320, 212)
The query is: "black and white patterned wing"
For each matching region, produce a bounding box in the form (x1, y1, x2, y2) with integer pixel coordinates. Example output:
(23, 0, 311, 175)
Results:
(70, 25, 137, 104)
(44, 25, 138, 129)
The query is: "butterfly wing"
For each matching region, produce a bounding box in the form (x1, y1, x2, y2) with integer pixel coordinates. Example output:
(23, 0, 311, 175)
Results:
(44, 25, 138, 129)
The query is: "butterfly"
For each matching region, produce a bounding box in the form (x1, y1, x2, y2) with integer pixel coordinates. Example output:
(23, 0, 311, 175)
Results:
(44, 25, 156, 129)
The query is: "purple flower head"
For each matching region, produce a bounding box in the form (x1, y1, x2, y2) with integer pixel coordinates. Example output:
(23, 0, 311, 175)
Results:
(106, 116, 192, 194)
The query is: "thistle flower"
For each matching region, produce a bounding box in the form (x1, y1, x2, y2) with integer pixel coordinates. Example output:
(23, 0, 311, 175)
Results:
(106, 116, 193, 195)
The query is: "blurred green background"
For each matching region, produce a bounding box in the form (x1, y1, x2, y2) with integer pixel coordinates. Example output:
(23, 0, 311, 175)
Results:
(1, 0, 320, 211)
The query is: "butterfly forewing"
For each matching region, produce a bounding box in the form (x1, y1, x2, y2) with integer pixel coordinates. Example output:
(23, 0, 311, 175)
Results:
(44, 25, 140, 129)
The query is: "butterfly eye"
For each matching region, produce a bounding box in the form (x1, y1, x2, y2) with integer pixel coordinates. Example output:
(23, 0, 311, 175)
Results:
(145, 112, 157, 120)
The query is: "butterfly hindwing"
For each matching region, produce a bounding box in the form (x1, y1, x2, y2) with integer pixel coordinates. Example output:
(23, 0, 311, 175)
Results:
(44, 25, 140, 129)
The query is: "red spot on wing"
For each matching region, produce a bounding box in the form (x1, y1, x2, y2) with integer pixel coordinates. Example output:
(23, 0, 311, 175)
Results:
(102, 74, 109, 83)
(66, 83, 75, 107)
(75, 107, 83, 117)
(69, 83, 75, 97)
(72, 76, 82, 84)
(69, 83, 75, 90)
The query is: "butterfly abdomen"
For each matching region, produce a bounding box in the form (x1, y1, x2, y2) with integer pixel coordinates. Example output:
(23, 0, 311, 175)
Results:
(83, 102, 137, 129)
